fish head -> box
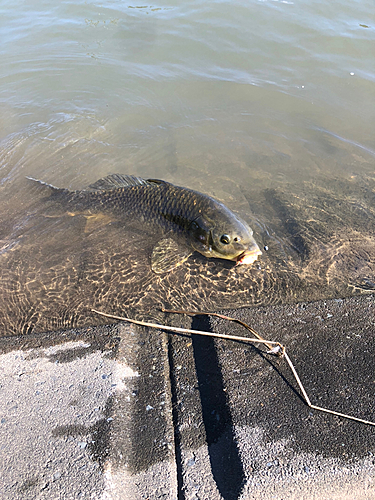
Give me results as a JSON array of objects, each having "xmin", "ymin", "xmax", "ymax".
[{"xmin": 188, "ymin": 213, "xmax": 262, "ymax": 265}]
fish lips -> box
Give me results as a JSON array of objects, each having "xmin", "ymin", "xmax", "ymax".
[{"xmin": 235, "ymin": 246, "xmax": 262, "ymax": 266}]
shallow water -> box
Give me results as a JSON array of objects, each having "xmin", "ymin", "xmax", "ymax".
[{"xmin": 0, "ymin": 0, "xmax": 374, "ymax": 335}]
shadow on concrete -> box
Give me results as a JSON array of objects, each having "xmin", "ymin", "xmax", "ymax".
[{"xmin": 192, "ymin": 315, "xmax": 245, "ymax": 500}]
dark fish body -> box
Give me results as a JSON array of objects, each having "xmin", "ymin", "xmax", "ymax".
[{"xmin": 28, "ymin": 174, "xmax": 261, "ymax": 273}]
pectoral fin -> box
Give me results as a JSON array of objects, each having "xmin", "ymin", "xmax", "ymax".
[{"xmin": 151, "ymin": 238, "xmax": 192, "ymax": 274}]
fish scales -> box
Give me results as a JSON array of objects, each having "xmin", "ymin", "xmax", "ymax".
[{"xmin": 70, "ymin": 183, "xmax": 219, "ymax": 235}]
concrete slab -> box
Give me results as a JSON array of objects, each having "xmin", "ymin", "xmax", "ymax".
[
  {"xmin": 0, "ymin": 324, "xmax": 177, "ymax": 500},
  {"xmin": 168, "ymin": 294, "xmax": 375, "ymax": 500},
  {"xmin": 1, "ymin": 294, "xmax": 374, "ymax": 499},
  {"xmin": 0, "ymin": 340, "xmax": 108, "ymax": 500}
]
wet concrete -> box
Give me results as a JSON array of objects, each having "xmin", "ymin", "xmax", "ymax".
[{"xmin": 1, "ymin": 294, "xmax": 375, "ymax": 499}]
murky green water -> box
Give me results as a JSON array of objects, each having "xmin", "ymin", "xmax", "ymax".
[{"xmin": 0, "ymin": 0, "xmax": 374, "ymax": 335}]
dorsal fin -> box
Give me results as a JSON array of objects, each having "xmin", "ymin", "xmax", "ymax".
[
  {"xmin": 86, "ymin": 174, "xmax": 169, "ymax": 191},
  {"xmin": 145, "ymin": 178, "xmax": 169, "ymax": 185}
]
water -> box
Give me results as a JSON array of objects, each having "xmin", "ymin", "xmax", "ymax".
[{"xmin": 0, "ymin": 0, "xmax": 374, "ymax": 335}]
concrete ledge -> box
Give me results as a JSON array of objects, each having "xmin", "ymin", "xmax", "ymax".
[
  {"xmin": 0, "ymin": 324, "xmax": 177, "ymax": 500},
  {"xmin": 1, "ymin": 295, "xmax": 374, "ymax": 499}
]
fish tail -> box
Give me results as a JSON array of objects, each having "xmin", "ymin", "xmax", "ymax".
[
  {"xmin": 26, "ymin": 176, "xmax": 70, "ymax": 199},
  {"xmin": 26, "ymin": 177, "xmax": 92, "ymax": 214}
]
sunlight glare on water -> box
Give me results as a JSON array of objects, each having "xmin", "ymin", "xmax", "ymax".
[{"xmin": 1, "ymin": 0, "xmax": 374, "ymax": 187}]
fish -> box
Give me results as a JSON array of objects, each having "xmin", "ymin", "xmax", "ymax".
[{"xmin": 27, "ymin": 174, "xmax": 262, "ymax": 273}]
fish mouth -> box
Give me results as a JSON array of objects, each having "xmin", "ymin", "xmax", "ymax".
[{"xmin": 235, "ymin": 247, "xmax": 262, "ymax": 266}]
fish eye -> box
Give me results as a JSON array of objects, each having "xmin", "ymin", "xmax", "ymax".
[{"xmin": 220, "ymin": 234, "xmax": 230, "ymax": 245}]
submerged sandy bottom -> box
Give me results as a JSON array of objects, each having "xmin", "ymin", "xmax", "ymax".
[{"xmin": 0, "ymin": 172, "xmax": 374, "ymax": 337}]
